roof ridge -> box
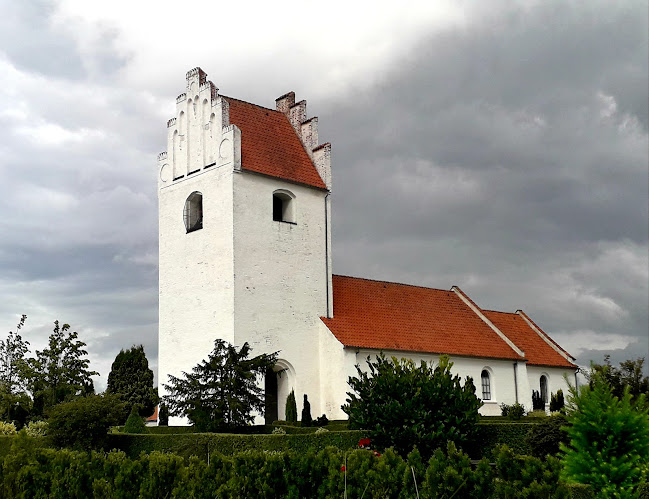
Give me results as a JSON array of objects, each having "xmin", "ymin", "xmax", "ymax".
[
  {"xmin": 333, "ymin": 274, "xmax": 453, "ymax": 293},
  {"xmin": 221, "ymin": 95, "xmax": 279, "ymax": 113}
]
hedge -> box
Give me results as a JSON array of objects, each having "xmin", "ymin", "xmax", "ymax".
[
  {"xmin": 469, "ymin": 422, "xmax": 536, "ymax": 457},
  {"xmin": 107, "ymin": 431, "xmax": 366, "ymax": 460},
  {"xmin": 0, "ymin": 437, "xmax": 599, "ymax": 498}
]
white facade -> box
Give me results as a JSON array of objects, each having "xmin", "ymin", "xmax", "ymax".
[{"xmin": 157, "ymin": 68, "xmax": 576, "ymax": 425}]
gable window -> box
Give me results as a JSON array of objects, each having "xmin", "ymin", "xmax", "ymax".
[
  {"xmin": 481, "ymin": 370, "xmax": 491, "ymax": 400},
  {"xmin": 183, "ymin": 191, "xmax": 203, "ymax": 233},
  {"xmin": 272, "ymin": 190, "xmax": 296, "ymax": 223},
  {"xmin": 540, "ymin": 375, "xmax": 548, "ymax": 404}
]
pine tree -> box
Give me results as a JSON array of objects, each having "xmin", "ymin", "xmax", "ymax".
[
  {"xmin": 285, "ymin": 389, "xmax": 297, "ymax": 423},
  {"xmin": 561, "ymin": 375, "xmax": 649, "ymax": 496}
]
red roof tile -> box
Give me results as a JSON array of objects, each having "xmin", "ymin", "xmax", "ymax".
[
  {"xmin": 321, "ymin": 275, "xmax": 523, "ymax": 360},
  {"xmin": 224, "ymin": 97, "xmax": 327, "ymax": 189},
  {"xmin": 483, "ymin": 310, "xmax": 576, "ymax": 368}
]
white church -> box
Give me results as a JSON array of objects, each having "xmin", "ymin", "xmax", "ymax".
[{"xmin": 157, "ymin": 68, "xmax": 577, "ymax": 424}]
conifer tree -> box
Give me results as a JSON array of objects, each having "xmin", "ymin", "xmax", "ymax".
[
  {"xmin": 163, "ymin": 340, "xmax": 277, "ymax": 431},
  {"xmin": 285, "ymin": 389, "xmax": 297, "ymax": 423},
  {"xmin": 107, "ymin": 345, "xmax": 158, "ymax": 418},
  {"xmin": 561, "ymin": 374, "xmax": 649, "ymax": 496}
]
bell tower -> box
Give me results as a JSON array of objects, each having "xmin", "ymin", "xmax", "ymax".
[{"xmin": 158, "ymin": 68, "xmax": 332, "ymax": 424}]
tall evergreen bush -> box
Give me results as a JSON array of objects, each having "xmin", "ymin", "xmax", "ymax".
[
  {"xmin": 285, "ymin": 390, "xmax": 297, "ymax": 423},
  {"xmin": 561, "ymin": 375, "xmax": 649, "ymax": 496}
]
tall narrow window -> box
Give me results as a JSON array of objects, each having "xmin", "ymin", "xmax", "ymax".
[
  {"xmin": 481, "ymin": 370, "xmax": 491, "ymax": 400},
  {"xmin": 272, "ymin": 190, "xmax": 296, "ymax": 223},
  {"xmin": 183, "ymin": 191, "xmax": 203, "ymax": 233},
  {"xmin": 540, "ymin": 375, "xmax": 548, "ymax": 404}
]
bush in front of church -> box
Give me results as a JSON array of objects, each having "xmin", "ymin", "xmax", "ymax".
[
  {"xmin": 342, "ymin": 354, "xmax": 482, "ymax": 459},
  {"xmin": 285, "ymin": 390, "xmax": 297, "ymax": 423}
]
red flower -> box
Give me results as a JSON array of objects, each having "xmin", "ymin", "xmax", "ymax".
[
  {"xmin": 373, "ymin": 451, "xmax": 381, "ymax": 457},
  {"xmin": 358, "ymin": 438, "xmax": 371, "ymax": 448},
  {"xmin": 341, "ymin": 465, "xmax": 346, "ymax": 472}
]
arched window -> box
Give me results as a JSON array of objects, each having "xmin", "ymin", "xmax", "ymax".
[
  {"xmin": 272, "ymin": 190, "xmax": 296, "ymax": 223},
  {"xmin": 540, "ymin": 375, "xmax": 548, "ymax": 404},
  {"xmin": 183, "ymin": 191, "xmax": 203, "ymax": 233},
  {"xmin": 481, "ymin": 370, "xmax": 491, "ymax": 400}
]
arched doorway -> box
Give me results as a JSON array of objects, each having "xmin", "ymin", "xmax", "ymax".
[{"xmin": 265, "ymin": 360, "xmax": 295, "ymax": 424}]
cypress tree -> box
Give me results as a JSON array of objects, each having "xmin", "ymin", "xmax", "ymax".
[{"xmin": 285, "ymin": 389, "xmax": 297, "ymax": 422}]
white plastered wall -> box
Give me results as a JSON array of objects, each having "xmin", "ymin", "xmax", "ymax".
[
  {"xmin": 232, "ymin": 172, "xmax": 330, "ymax": 420},
  {"xmin": 341, "ymin": 348, "xmax": 533, "ymax": 416},
  {"xmin": 158, "ymin": 69, "xmax": 241, "ymax": 426},
  {"xmin": 526, "ymin": 365, "xmax": 577, "ymax": 412}
]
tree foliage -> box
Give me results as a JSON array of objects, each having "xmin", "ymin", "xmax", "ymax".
[
  {"xmin": 589, "ymin": 355, "xmax": 649, "ymax": 406},
  {"xmin": 301, "ymin": 394, "xmax": 312, "ymax": 427},
  {"xmin": 561, "ymin": 373, "xmax": 649, "ymax": 496},
  {"xmin": 342, "ymin": 354, "xmax": 483, "ymax": 459},
  {"xmin": 285, "ymin": 389, "xmax": 297, "ymax": 422},
  {"xmin": 106, "ymin": 344, "xmax": 158, "ymax": 418},
  {"xmin": 47, "ymin": 393, "xmax": 125, "ymax": 450},
  {"xmin": 0, "ymin": 315, "xmax": 32, "ymax": 426},
  {"xmin": 163, "ymin": 340, "xmax": 278, "ymax": 431},
  {"xmin": 0, "ymin": 314, "xmax": 29, "ymax": 394},
  {"xmin": 124, "ymin": 406, "xmax": 148, "ymax": 434},
  {"xmin": 23, "ymin": 321, "xmax": 97, "ymax": 417}
]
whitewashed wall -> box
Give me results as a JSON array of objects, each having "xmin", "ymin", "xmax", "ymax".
[
  {"xmin": 232, "ymin": 172, "xmax": 330, "ymax": 419},
  {"xmin": 339, "ymin": 348, "xmax": 536, "ymax": 416}
]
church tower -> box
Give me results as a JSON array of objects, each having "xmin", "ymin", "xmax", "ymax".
[{"xmin": 158, "ymin": 68, "xmax": 332, "ymax": 424}]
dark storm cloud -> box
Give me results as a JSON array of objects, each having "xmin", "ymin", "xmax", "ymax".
[{"xmin": 319, "ymin": 1, "xmax": 648, "ymax": 371}]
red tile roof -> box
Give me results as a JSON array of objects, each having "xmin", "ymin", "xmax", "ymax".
[
  {"xmin": 146, "ymin": 405, "xmax": 158, "ymax": 422},
  {"xmin": 482, "ymin": 310, "xmax": 576, "ymax": 368},
  {"xmin": 224, "ymin": 97, "xmax": 327, "ymax": 189},
  {"xmin": 321, "ymin": 275, "xmax": 523, "ymax": 360}
]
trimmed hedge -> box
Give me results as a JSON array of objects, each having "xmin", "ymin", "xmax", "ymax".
[
  {"xmin": 107, "ymin": 431, "xmax": 366, "ymax": 460},
  {"xmin": 469, "ymin": 422, "xmax": 536, "ymax": 457},
  {"xmin": 1, "ymin": 421, "xmax": 535, "ymax": 461},
  {"xmin": 0, "ymin": 438, "xmax": 594, "ymax": 498}
]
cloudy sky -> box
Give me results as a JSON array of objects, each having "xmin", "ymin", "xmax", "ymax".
[{"xmin": 1, "ymin": 0, "xmax": 647, "ymax": 390}]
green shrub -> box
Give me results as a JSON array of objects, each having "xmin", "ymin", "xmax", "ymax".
[
  {"xmin": 0, "ymin": 438, "xmax": 589, "ymax": 497},
  {"xmin": 24, "ymin": 420, "xmax": 48, "ymax": 437},
  {"xmin": 0, "ymin": 421, "xmax": 16, "ymax": 435},
  {"xmin": 492, "ymin": 445, "xmax": 572, "ymax": 497},
  {"xmin": 343, "ymin": 354, "xmax": 482, "ymax": 459},
  {"xmin": 285, "ymin": 389, "xmax": 297, "ymax": 423},
  {"xmin": 500, "ymin": 402, "xmax": 526, "ymax": 420},
  {"xmin": 301, "ymin": 394, "xmax": 312, "ymax": 427},
  {"xmin": 158, "ymin": 402, "xmax": 169, "ymax": 426},
  {"xmin": 526, "ymin": 413, "xmax": 568, "ymax": 458},
  {"xmin": 107, "ymin": 430, "xmax": 365, "ymax": 460},
  {"xmin": 532, "ymin": 389, "xmax": 544, "ymax": 410},
  {"xmin": 124, "ymin": 408, "xmax": 148, "ymax": 434},
  {"xmin": 468, "ymin": 422, "xmax": 535, "ymax": 457},
  {"xmin": 561, "ymin": 376, "xmax": 649, "ymax": 496},
  {"xmin": 550, "ymin": 389, "xmax": 565, "ymax": 412},
  {"xmin": 272, "ymin": 426, "xmax": 286, "ymax": 435},
  {"xmin": 314, "ymin": 414, "xmax": 329, "ymax": 426},
  {"xmin": 47, "ymin": 393, "xmax": 125, "ymax": 450}
]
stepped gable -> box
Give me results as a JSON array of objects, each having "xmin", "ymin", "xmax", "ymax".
[
  {"xmin": 483, "ymin": 310, "xmax": 577, "ymax": 368},
  {"xmin": 321, "ymin": 275, "xmax": 524, "ymax": 360},
  {"xmin": 223, "ymin": 96, "xmax": 327, "ymax": 189}
]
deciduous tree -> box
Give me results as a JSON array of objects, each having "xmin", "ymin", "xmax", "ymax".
[
  {"xmin": 163, "ymin": 340, "xmax": 277, "ymax": 431},
  {"xmin": 343, "ymin": 354, "xmax": 483, "ymax": 458},
  {"xmin": 24, "ymin": 321, "xmax": 97, "ymax": 416},
  {"xmin": 0, "ymin": 315, "xmax": 31, "ymax": 425}
]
